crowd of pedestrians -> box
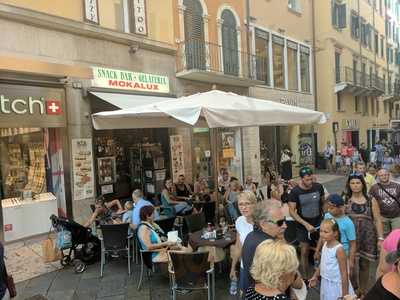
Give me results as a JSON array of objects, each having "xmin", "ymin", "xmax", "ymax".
[{"xmin": 222, "ymin": 154, "xmax": 400, "ymax": 300}]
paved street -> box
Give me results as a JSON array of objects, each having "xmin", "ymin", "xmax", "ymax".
[{"xmin": 13, "ymin": 173, "xmax": 346, "ymax": 300}]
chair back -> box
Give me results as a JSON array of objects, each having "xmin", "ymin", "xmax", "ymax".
[
  {"xmin": 155, "ymin": 216, "xmax": 176, "ymax": 233},
  {"xmin": 135, "ymin": 229, "xmax": 154, "ymax": 269},
  {"xmin": 169, "ymin": 251, "xmax": 210, "ymax": 288},
  {"xmin": 184, "ymin": 213, "xmax": 206, "ymax": 233},
  {"xmin": 100, "ymin": 223, "xmax": 129, "ymax": 251},
  {"xmin": 202, "ymin": 201, "xmax": 216, "ymax": 224}
]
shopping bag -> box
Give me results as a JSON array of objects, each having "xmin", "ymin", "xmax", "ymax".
[
  {"xmin": 56, "ymin": 230, "xmax": 72, "ymax": 250},
  {"xmin": 41, "ymin": 238, "xmax": 61, "ymax": 263}
]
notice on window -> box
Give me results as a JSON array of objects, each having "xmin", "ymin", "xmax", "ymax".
[
  {"xmin": 133, "ymin": 0, "xmax": 147, "ymax": 35},
  {"xmin": 170, "ymin": 135, "xmax": 185, "ymax": 183},
  {"xmin": 72, "ymin": 139, "xmax": 95, "ymax": 201}
]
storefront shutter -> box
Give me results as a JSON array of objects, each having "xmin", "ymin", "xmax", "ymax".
[
  {"xmin": 183, "ymin": 0, "xmax": 205, "ymax": 70},
  {"xmin": 221, "ymin": 10, "xmax": 239, "ymax": 76}
]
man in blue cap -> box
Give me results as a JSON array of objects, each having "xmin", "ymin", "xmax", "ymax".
[{"xmin": 316, "ymin": 193, "xmax": 356, "ymax": 274}]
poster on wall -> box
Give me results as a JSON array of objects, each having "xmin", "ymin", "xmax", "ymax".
[
  {"xmin": 222, "ymin": 132, "xmax": 235, "ymax": 158},
  {"xmin": 97, "ymin": 157, "xmax": 116, "ymax": 184},
  {"xmin": 72, "ymin": 139, "xmax": 95, "ymax": 201},
  {"xmin": 298, "ymin": 135, "xmax": 314, "ymax": 166},
  {"xmin": 170, "ymin": 135, "xmax": 185, "ymax": 183}
]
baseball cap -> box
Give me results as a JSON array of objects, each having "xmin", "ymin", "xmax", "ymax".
[
  {"xmin": 299, "ymin": 166, "xmax": 313, "ymax": 178},
  {"xmin": 327, "ymin": 193, "xmax": 344, "ymax": 207},
  {"xmin": 386, "ymin": 241, "xmax": 400, "ymax": 264}
]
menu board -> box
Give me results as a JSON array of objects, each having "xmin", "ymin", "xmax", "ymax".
[
  {"xmin": 72, "ymin": 139, "xmax": 95, "ymax": 201},
  {"xmin": 170, "ymin": 135, "xmax": 185, "ymax": 183}
]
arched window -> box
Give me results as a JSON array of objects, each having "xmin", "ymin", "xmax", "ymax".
[
  {"xmin": 221, "ymin": 10, "xmax": 239, "ymax": 75},
  {"xmin": 184, "ymin": 0, "xmax": 206, "ymax": 70}
]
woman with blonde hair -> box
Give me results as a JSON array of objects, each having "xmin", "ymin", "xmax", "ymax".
[
  {"xmin": 229, "ymin": 191, "xmax": 257, "ymax": 295},
  {"xmin": 246, "ymin": 240, "xmax": 299, "ymax": 299}
]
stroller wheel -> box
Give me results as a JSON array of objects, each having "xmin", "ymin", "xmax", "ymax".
[
  {"xmin": 61, "ymin": 255, "xmax": 71, "ymax": 266},
  {"xmin": 74, "ymin": 261, "xmax": 87, "ymax": 273}
]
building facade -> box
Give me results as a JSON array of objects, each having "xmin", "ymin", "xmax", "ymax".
[
  {"xmin": 248, "ymin": 0, "xmax": 315, "ymax": 176},
  {"xmin": 0, "ymin": 0, "xmax": 177, "ymax": 241},
  {"xmin": 314, "ymin": 0, "xmax": 400, "ymax": 153}
]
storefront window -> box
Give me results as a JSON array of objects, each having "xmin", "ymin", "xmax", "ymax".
[
  {"xmin": 218, "ymin": 128, "xmax": 242, "ymax": 182},
  {"xmin": 287, "ymin": 41, "xmax": 298, "ymax": 91},
  {"xmin": 272, "ymin": 35, "xmax": 285, "ymax": 89},
  {"xmin": 0, "ymin": 128, "xmax": 66, "ymax": 241}
]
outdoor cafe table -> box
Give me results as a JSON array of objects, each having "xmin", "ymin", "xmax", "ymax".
[{"xmin": 188, "ymin": 229, "xmax": 236, "ymax": 250}]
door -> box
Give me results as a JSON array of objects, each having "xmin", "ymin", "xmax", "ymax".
[
  {"xmin": 221, "ymin": 10, "xmax": 239, "ymax": 76},
  {"xmin": 351, "ymin": 131, "xmax": 360, "ymax": 148}
]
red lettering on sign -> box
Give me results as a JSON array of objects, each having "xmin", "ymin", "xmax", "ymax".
[
  {"xmin": 46, "ymin": 100, "xmax": 62, "ymax": 115},
  {"xmin": 153, "ymin": 84, "xmax": 159, "ymax": 90},
  {"xmin": 108, "ymin": 80, "xmax": 118, "ymax": 86},
  {"xmin": 4, "ymin": 224, "xmax": 12, "ymax": 231},
  {"xmin": 107, "ymin": 80, "xmax": 162, "ymax": 91}
]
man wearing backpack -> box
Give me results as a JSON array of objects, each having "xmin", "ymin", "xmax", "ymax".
[{"xmin": 369, "ymin": 168, "xmax": 400, "ymax": 237}]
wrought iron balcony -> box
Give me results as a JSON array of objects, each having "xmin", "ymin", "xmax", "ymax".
[
  {"xmin": 176, "ymin": 40, "xmax": 264, "ymax": 87},
  {"xmin": 334, "ymin": 67, "xmax": 385, "ymax": 96},
  {"xmin": 382, "ymin": 82, "xmax": 400, "ymax": 102}
]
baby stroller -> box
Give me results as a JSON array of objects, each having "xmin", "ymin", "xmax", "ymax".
[{"xmin": 50, "ymin": 214, "xmax": 101, "ymax": 273}]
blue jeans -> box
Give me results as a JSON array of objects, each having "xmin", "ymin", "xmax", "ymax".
[{"xmin": 175, "ymin": 202, "xmax": 191, "ymax": 215}]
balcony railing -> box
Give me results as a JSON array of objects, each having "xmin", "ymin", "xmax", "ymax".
[
  {"xmin": 335, "ymin": 67, "xmax": 385, "ymax": 92},
  {"xmin": 176, "ymin": 40, "xmax": 267, "ymax": 83}
]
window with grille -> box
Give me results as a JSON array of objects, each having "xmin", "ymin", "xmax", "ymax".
[{"xmin": 221, "ymin": 9, "xmax": 239, "ymax": 76}]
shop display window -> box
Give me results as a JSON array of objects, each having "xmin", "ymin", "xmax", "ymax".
[
  {"xmin": 192, "ymin": 128, "xmax": 213, "ymax": 185},
  {"xmin": 0, "ymin": 128, "xmax": 65, "ymax": 241},
  {"xmin": 218, "ymin": 128, "xmax": 242, "ymax": 182}
]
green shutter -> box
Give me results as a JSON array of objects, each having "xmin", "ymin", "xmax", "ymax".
[
  {"xmin": 339, "ymin": 4, "xmax": 347, "ymax": 28},
  {"xmin": 221, "ymin": 10, "xmax": 239, "ymax": 76}
]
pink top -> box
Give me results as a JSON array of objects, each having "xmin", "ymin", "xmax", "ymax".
[
  {"xmin": 383, "ymin": 229, "xmax": 400, "ymax": 253},
  {"xmin": 383, "ymin": 229, "xmax": 400, "ymax": 271}
]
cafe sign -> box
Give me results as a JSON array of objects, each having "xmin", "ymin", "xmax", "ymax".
[{"xmin": 92, "ymin": 67, "xmax": 170, "ymax": 93}]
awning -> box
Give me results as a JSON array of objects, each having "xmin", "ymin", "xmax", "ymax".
[{"xmin": 90, "ymin": 91, "xmax": 175, "ymax": 109}]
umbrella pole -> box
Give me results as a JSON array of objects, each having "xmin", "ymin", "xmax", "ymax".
[{"xmin": 210, "ymin": 128, "xmax": 220, "ymax": 223}]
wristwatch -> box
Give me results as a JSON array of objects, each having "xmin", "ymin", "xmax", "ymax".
[{"xmin": 378, "ymin": 237, "xmax": 385, "ymax": 241}]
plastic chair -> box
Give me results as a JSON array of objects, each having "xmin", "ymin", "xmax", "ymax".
[
  {"xmin": 155, "ymin": 216, "xmax": 176, "ymax": 234},
  {"xmin": 100, "ymin": 223, "xmax": 131, "ymax": 277},
  {"xmin": 184, "ymin": 212, "xmax": 206, "ymax": 233},
  {"xmin": 169, "ymin": 251, "xmax": 215, "ymax": 300}
]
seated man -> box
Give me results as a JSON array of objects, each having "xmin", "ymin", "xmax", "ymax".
[
  {"xmin": 84, "ymin": 196, "xmax": 125, "ymax": 228},
  {"xmin": 131, "ymin": 189, "xmax": 159, "ymax": 230},
  {"xmin": 174, "ymin": 174, "xmax": 193, "ymax": 200}
]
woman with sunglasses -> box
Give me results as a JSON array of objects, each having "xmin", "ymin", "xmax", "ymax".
[
  {"xmin": 364, "ymin": 239, "xmax": 400, "ymax": 299},
  {"xmin": 344, "ymin": 173, "xmax": 384, "ymax": 297}
]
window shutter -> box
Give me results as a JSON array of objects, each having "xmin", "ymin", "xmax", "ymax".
[
  {"xmin": 338, "ymin": 4, "xmax": 347, "ymax": 28},
  {"xmin": 221, "ymin": 10, "xmax": 239, "ymax": 75},
  {"xmin": 332, "ymin": 0, "xmax": 337, "ymax": 26}
]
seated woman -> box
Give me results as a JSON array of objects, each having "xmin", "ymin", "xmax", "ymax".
[
  {"xmin": 137, "ymin": 205, "xmax": 190, "ymax": 263},
  {"xmin": 161, "ymin": 178, "xmax": 192, "ymax": 216},
  {"xmin": 84, "ymin": 196, "xmax": 125, "ymax": 228}
]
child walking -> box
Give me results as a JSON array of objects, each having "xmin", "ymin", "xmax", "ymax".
[{"xmin": 309, "ymin": 219, "xmax": 355, "ymax": 300}]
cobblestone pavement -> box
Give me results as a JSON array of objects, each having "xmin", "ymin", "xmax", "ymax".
[{"xmin": 13, "ymin": 173, "xmax": 347, "ymax": 300}]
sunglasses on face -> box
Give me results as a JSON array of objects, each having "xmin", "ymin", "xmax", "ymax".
[{"xmin": 268, "ymin": 218, "xmax": 286, "ymax": 227}]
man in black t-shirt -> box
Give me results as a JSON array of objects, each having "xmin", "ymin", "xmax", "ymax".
[{"xmin": 289, "ymin": 166, "xmax": 325, "ymax": 278}]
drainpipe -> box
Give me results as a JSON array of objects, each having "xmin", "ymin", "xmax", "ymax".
[
  {"xmin": 311, "ymin": 0, "xmax": 319, "ymax": 163},
  {"xmin": 246, "ymin": 0, "xmax": 252, "ymax": 78}
]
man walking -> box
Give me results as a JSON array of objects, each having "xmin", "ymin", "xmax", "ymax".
[
  {"xmin": 369, "ymin": 168, "xmax": 400, "ymax": 237},
  {"xmin": 289, "ymin": 167, "xmax": 325, "ymax": 278},
  {"xmin": 324, "ymin": 141, "xmax": 335, "ymax": 173},
  {"xmin": 375, "ymin": 141, "xmax": 385, "ymax": 168}
]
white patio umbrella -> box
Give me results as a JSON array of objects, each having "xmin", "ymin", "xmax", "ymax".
[{"xmin": 92, "ymin": 90, "xmax": 327, "ymax": 130}]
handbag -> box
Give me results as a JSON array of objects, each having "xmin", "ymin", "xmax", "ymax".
[{"xmin": 5, "ymin": 267, "xmax": 16, "ymax": 298}]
